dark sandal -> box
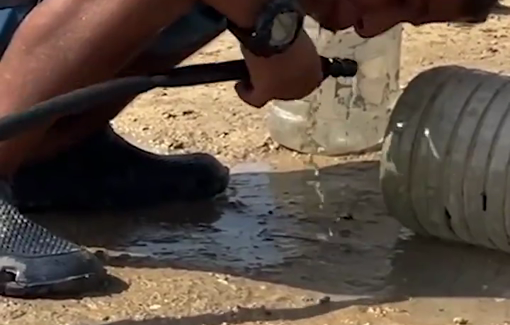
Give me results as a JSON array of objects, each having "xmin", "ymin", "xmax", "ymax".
[{"xmin": 12, "ymin": 127, "xmax": 230, "ymax": 212}]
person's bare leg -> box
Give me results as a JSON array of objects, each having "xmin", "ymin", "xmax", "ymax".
[
  {"xmin": 25, "ymin": 6, "xmax": 227, "ymax": 162},
  {"xmin": 0, "ymin": 0, "xmax": 197, "ymax": 298},
  {"xmin": 12, "ymin": 7, "xmax": 229, "ymax": 212},
  {"xmin": 0, "ymin": 0, "xmax": 197, "ymax": 174}
]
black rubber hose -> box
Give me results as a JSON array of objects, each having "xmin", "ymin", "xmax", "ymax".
[{"xmin": 0, "ymin": 56, "xmax": 357, "ymax": 141}]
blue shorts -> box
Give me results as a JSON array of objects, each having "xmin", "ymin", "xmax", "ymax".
[{"xmin": 0, "ymin": 2, "xmax": 226, "ymax": 58}]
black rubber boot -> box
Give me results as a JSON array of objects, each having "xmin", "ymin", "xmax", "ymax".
[
  {"xmin": 12, "ymin": 126, "xmax": 230, "ymax": 212},
  {"xmin": 0, "ymin": 181, "xmax": 105, "ymax": 297}
]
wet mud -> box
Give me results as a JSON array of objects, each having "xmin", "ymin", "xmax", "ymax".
[{"xmin": 11, "ymin": 157, "xmax": 510, "ymax": 325}]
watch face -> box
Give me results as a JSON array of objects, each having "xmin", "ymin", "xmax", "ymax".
[{"xmin": 270, "ymin": 11, "xmax": 300, "ymax": 47}]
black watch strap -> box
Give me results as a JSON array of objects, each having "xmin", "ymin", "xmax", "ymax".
[{"xmin": 228, "ymin": 0, "xmax": 304, "ymax": 58}]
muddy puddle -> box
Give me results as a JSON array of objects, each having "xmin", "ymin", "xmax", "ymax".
[{"xmin": 24, "ymin": 159, "xmax": 510, "ymax": 324}]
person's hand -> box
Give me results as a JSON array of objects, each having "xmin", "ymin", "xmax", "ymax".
[{"xmin": 235, "ymin": 30, "xmax": 323, "ymax": 108}]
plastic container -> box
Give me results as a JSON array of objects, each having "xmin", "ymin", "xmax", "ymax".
[
  {"xmin": 380, "ymin": 65, "xmax": 510, "ymax": 253},
  {"xmin": 267, "ymin": 18, "xmax": 402, "ymax": 155}
]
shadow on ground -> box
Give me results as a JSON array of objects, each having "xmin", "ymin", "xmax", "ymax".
[
  {"xmin": 493, "ymin": 2, "xmax": 510, "ymax": 15},
  {"xmin": 449, "ymin": 2, "xmax": 510, "ymax": 26},
  {"xmin": 104, "ymin": 298, "xmax": 376, "ymax": 325},
  {"xmin": 29, "ymin": 159, "xmax": 510, "ymax": 323}
]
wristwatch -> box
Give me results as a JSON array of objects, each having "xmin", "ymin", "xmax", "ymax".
[{"xmin": 227, "ymin": 0, "xmax": 305, "ymax": 58}]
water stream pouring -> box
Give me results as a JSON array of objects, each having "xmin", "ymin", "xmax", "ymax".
[{"xmin": 0, "ymin": 57, "xmax": 357, "ymax": 141}]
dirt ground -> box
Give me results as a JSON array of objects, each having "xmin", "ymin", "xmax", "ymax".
[{"xmin": 5, "ymin": 5, "xmax": 510, "ymax": 325}]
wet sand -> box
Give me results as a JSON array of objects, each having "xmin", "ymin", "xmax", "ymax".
[
  {"xmin": 4, "ymin": 5, "xmax": 510, "ymax": 325},
  {"xmin": 4, "ymin": 155, "xmax": 510, "ymax": 325}
]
